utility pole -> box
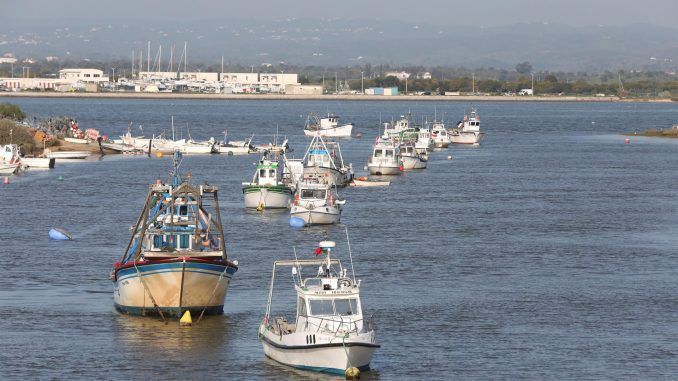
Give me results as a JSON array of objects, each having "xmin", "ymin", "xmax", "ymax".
[
  {"xmin": 472, "ymin": 72, "xmax": 475, "ymax": 94},
  {"xmin": 147, "ymin": 41, "xmax": 150, "ymax": 73},
  {"xmin": 531, "ymin": 72, "xmax": 534, "ymax": 96},
  {"xmin": 112, "ymin": 68, "xmax": 115, "ymax": 82},
  {"xmin": 335, "ymin": 71, "xmax": 338, "ymax": 94},
  {"xmin": 361, "ymin": 71, "xmax": 364, "ymax": 94},
  {"xmin": 405, "ymin": 76, "xmax": 408, "ymax": 94},
  {"xmin": 281, "ymin": 70, "xmax": 285, "ymax": 94},
  {"xmin": 221, "ymin": 55, "xmax": 224, "ymax": 75},
  {"xmin": 322, "ymin": 73, "xmax": 325, "ymax": 93}
]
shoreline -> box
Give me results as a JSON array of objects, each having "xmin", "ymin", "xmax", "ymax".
[{"xmin": 0, "ymin": 92, "xmax": 673, "ymax": 103}]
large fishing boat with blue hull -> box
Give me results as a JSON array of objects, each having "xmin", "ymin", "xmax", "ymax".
[{"xmin": 111, "ymin": 151, "xmax": 238, "ymax": 317}]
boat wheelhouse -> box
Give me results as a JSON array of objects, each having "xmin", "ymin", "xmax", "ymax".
[
  {"xmin": 367, "ymin": 138, "xmax": 402, "ymax": 176},
  {"xmin": 302, "ymin": 133, "xmax": 354, "ymax": 187},
  {"xmin": 259, "ymin": 239, "xmax": 378, "ymax": 374},
  {"xmin": 430, "ymin": 121, "xmax": 451, "ymax": 148},
  {"xmin": 111, "ymin": 151, "xmax": 238, "ymax": 317},
  {"xmin": 242, "ymin": 152, "xmax": 294, "ymax": 209}
]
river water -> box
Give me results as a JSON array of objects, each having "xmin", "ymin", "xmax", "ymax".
[{"xmin": 1, "ymin": 98, "xmax": 677, "ymax": 380}]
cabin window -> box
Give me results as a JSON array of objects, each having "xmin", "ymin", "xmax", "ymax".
[
  {"xmin": 385, "ymin": 150, "xmax": 394, "ymax": 157},
  {"xmin": 179, "ymin": 234, "xmax": 189, "ymax": 249},
  {"xmin": 334, "ymin": 299, "xmax": 360, "ymax": 316},
  {"xmin": 309, "ymin": 299, "xmax": 334, "ymax": 316},
  {"xmin": 268, "ymin": 169, "xmax": 276, "ymax": 177},
  {"xmin": 374, "ymin": 149, "xmax": 383, "ymax": 157},
  {"xmin": 301, "ymin": 189, "xmax": 326, "ymax": 199},
  {"xmin": 153, "ymin": 235, "xmax": 163, "ymax": 248},
  {"xmin": 259, "ymin": 169, "xmax": 266, "ymax": 178},
  {"xmin": 298, "ymin": 297, "xmax": 307, "ymax": 317},
  {"xmin": 178, "ymin": 205, "xmax": 188, "ymax": 216}
]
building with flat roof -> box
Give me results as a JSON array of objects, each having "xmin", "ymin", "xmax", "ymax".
[{"xmin": 59, "ymin": 68, "xmax": 109, "ymax": 83}]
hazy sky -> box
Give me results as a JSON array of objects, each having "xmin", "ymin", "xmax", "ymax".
[{"xmin": 2, "ymin": 0, "xmax": 677, "ymax": 27}]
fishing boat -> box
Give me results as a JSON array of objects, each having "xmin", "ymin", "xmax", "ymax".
[
  {"xmin": 214, "ymin": 131, "xmax": 253, "ymax": 155},
  {"xmin": 349, "ymin": 177, "xmax": 390, "ymax": 187},
  {"xmin": 430, "ymin": 121, "xmax": 451, "ymax": 148},
  {"xmin": 301, "ymin": 133, "xmax": 354, "ymax": 187},
  {"xmin": 111, "ymin": 151, "xmax": 238, "ymax": 317},
  {"xmin": 259, "ymin": 239, "xmax": 378, "ymax": 374},
  {"xmin": 242, "ymin": 152, "xmax": 294, "ymax": 209},
  {"xmin": 367, "ymin": 138, "xmax": 402, "ymax": 176},
  {"xmin": 21, "ymin": 156, "xmax": 55, "ymax": 169},
  {"xmin": 399, "ymin": 141, "xmax": 428, "ymax": 170},
  {"xmin": 177, "ymin": 137, "xmax": 215, "ymax": 155},
  {"xmin": 303, "ymin": 113, "xmax": 354, "ymax": 138},
  {"xmin": 290, "ymin": 179, "xmax": 344, "ymax": 225},
  {"xmin": 450, "ymin": 108, "xmax": 484, "ymax": 145}
]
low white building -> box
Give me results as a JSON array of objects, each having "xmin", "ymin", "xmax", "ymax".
[
  {"xmin": 0, "ymin": 77, "xmax": 71, "ymax": 91},
  {"xmin": 59, "ymin": 68, "xmax": 109, "ymax": 83},
  {"xmin": 285, "ymin": 84, "xmax": 322, "ymax": 95},
  {"xmin": 222, "ymin": 72, "xmax": 298, "ymax": 92}
]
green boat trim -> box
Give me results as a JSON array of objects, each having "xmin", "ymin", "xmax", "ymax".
[{"xmin": 242, "ymin": 184, "xmax": 293, "ymax": 195}]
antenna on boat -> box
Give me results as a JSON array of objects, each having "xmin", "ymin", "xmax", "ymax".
[
  {"xmin": 171, "ymin": 150, "xmax": 183, "ymax": 187},
  {"xmin": 344, "ymin": 227, "xmax": 356, "ymax": 284},
  {"xmin": 171, "ymin": 115, "xmax": 175, "ymax": 141}
]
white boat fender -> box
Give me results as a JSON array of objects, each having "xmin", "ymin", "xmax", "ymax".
[
  {"xmin": 49, "ymin": 227, "xmax": 73, "ymax": 241},
  {"xmin": 447, "ymin": 155, "xmax": 453, "ymax": 160}
]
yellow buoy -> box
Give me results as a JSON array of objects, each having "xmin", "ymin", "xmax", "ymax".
[
  {"xmin": 256, "ymin": 202, "xmax": 265, "ymax": 212},
  {"xmin": 156, "ymin": 152, "xmax": 164, "ymax": 158},
  {"xmin": 180, "ymin": 310, "xmax": 192, "ymax": 326},
  {"xmin": 345, "ymin": 367, "xmax": 360, "ymax": 380}
]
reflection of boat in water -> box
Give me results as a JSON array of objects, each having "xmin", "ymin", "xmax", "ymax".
[
  {"xmin": 259, "ymin": 239, "xmax": 379, "ymax": 375},
  {"xmin": 111, "ymin": 151, "xmax": 238, "ymax": 317}
]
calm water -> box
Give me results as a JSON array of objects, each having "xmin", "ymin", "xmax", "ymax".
[{"xmin": 1, "ymin": 98, "xmax": 677, "ymax": 380}]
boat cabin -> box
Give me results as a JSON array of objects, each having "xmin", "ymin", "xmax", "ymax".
[
  {"xmin": 319, "ymin": 115, "xmax": 340, "ymax": 129},
  {"xmin": 370, "ymin": 141, "xmax": 400, "ymax": 164},
  {"xmin": 255, "ymin": 160, "xmax": 279, "ymax": 186}
]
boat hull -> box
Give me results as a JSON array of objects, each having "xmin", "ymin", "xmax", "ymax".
[
  {"xmin": 21, "ymin": 157, "xmax": 55, "ymax": 169},
  {"xmin": 216, "ymin": 146, "xmax": 250, "ymax": 155},
  {"xmin": 401, "ymin": 155, "xmax": 427, "ymax": 170},
  {"xmin": 304, "ymin": 124, "xmax": 353, "ymax": 138},
  {"xmin": 243, "ymin": 185, "xmax": 293, "ymax": 209},
  {"xmin": 260, "ymin": 329, "xmax": 377, "ymax": 374},
  {"xmin": 113, "ymin": 259, "xmax": 237, "ymax": 317},
  {"xmin": 433, "ymin": 139, "xmax": 450, "ymax": 148},
  {"xmin": 290, "ymin": 205, "xmax": 341, "ymax": 225},
  {"xmin": 46, "ymin": 151, "xmax": 91, "ymax": 159},
  {"xmin": 450, "ymin": 131, "xmax": 484, "ymax": 145},
  {"xmin": 368, "ymin": 164, "xmax": 401, "ymax": 175},
  {"xmin": 0, "ymin": 163, "xmax": 19, "ymax": 175}
]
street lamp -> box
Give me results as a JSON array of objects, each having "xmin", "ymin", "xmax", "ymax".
[
  {"xmin": 531, "ymin": 72, "xmax": 534, "ymax": 96},
  {"xmin": 361, "ymin": 71, "xmax": 364, "ymax": 94},
  {"xmin": 281, "ymin": 70, "xmax": 285, "ymax": 94}
]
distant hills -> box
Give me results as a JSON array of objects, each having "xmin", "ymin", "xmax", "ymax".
[{"xmin": 1, "ymin": 18, "xmax": 676, "ymax": 71}]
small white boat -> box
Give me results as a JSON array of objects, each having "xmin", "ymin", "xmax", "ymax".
[
  {"xmin": 399, "ymin": 142, "xmax": 428, "ymax": 170},
  {"xmin": 430, "ymin": 121, "xmax": 451, "ymax": 148},
  {"xmin": 215, "ymin": 132, "xmax": 253, "ymax": 155},
  {"xmin": 43, "ymin": 149, "xmax": 91, "ymax": 160},
  {"xmin": 304, "ymin": 113, "xmax": 354, "ymax": 138},
  {"xmin": 254, "ymin": 138, "xmax": 290, "ymax": 155},
  {"xmin": 450, "ymin": 108, "xmax": 484, "ymax": 145},
  {"xmin": 178, "ymin": 138, "xmax": 215, "ymax": 155},
  {"xmin": 349, "ymin": 177, "xmax": 390, "ymax": 187},
  {"xmin": 64, "ymin": 137, "xmax": 90, "ymax": 144},
  {"xmin": 301, "ymin": 133, "xmax": 354, "ymax": 187},
  {"xmin": 290, "ymin": 180, "xmax": 344, "ymax": 225},
  {"xmin": 259, "ymin": 239, "xmax": 378, "ymax": 375},
  {"xmin": 367, "ymin": 138, "xmax": 402, "ymax": 176},
  {"xmin": 242, "ymin": 153, "xmax": 294, "ymax": 209},
  {"xmin": 20, "ymin": 156, "xmax": 55, "ymax": 169},
  {"xmin": 2, "ymin": 144, "xmax": 23, "ymax": 172}
]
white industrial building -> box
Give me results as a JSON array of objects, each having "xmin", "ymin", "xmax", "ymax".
[{"xmin": 59, "ymin": 68, "xmax": 109, "ymax": 83}]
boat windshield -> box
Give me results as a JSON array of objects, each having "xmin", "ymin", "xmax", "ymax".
[
  {"xmin": 385, "ymin": 149, "xmax": 394, "ymax": 157},
  {"xmin": 301, "ymin": 189, "xmax": 326, "ymax": 199},
  {"xmin": 309, "ymin": 298, "xmax": 360, "ymax": 316},
  {"xmin": 374, "ymin": 149, "xmax": 383, "ymax": 157}
]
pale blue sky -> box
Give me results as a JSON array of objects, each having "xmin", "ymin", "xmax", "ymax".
[{"xmin": 2, "ymin": 0, "xmax": 677, "ymax": 27}]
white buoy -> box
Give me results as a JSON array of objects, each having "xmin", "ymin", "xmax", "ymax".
[
  {"xmin": 363, "ymin": 166, "xmax": 368, "ymax": 171},
  {"xmin": 447, "ymin": 155, "xmax": 453, "ymax": 160}
]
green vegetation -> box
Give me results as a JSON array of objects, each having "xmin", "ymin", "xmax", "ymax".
[
  {"xmin": 0, "ymin": 119, "xmax": 36, "ymax": 153},
  {"xmin": 0, "ymin": 103, "xmax": 26, "ymax": 120}
]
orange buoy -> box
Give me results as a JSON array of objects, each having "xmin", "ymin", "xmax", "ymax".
[
  {"xmin": 625, "ymin": 138, "xmax": 630, "ymax": 144},
  {"xmin": 3, "ymin": 176, "xmax": 9, "ymax": 184}
]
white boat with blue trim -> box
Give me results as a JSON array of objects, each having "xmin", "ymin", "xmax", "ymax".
[
  {"xmin": 303, "ymin": 113, "xmax": 354, "ymax": 138},
  {"xmin": 258, "ymin": 239, "xmax": 378, "ymax": 375},
  {"xmin": 111, "ymin": 151, "xmax": 238, "ymax": 318},
  {"xmin": 450, "ymin": 108, "xmax": 484, "ymax": 145},
  {"xmin": 302, "ymin": 133, "xmax": 354, "ymax": 187},
  {"xmin": 290, "ymin": 179, "xmax": 344, "ymax": 225}
]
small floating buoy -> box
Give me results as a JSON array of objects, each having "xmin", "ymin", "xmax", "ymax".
[
  {"xmin": 363, "ymin": 166, "xmax": 368, "ymax": 171},
  {"xmin": 625, "ymin": 138, "xmax": 630, "ymax": 144},
  {"xmin": 155, "ymin": 152, "xmax": 163, "ymax": 158},
  {"xmin": 345, "ymin": 367, "xmax": 360, "ymax": 380},
  {"xmin": 49, "ymin": 227, "xmax": 73, "ymax": 241},
  {"xmin": 447, "ymin": 155, "xmax": 453, "ymax": 160},
  {"xmin": 355, "ymin": 132, "xmax": 363, "ymax": 138},
  {"xmin": 289, "ymin": 217, "xmax": 306, "ymax": 228},
  {"xmin": 256, "ymin": 202, "xmax": 265, "ymax": 212},
  {"xmin": 3, "ymin": 176, "xmax": 9, "ymax": 184},
  {"xmin": 180, "ymin": 310, "xmax": 192, "ymax": 326},
  {"xmin": 399, "ymin": 164, "xmax": 404, "ymax": 171},
  {"xmin": 57, "ymin": 175, "xmax": 64, "ymax": 181}
]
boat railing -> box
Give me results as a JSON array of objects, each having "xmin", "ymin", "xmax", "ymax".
[{"xmin": 302, "ymin": 313, "xmax": 376, "ymax": 335}]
